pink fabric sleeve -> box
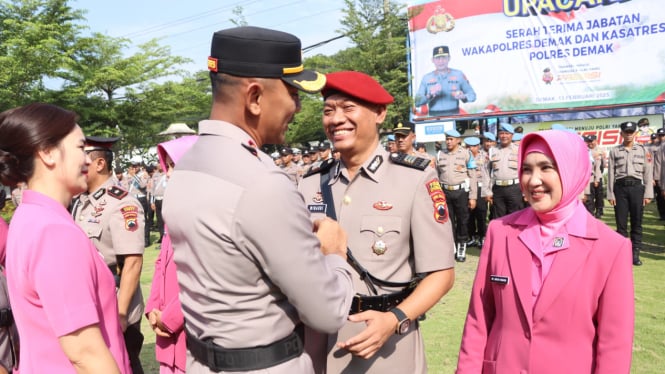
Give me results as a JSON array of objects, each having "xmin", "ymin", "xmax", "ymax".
[
  {"xmin": 157, "ymin": 235, "xmax": 184, "ymax": 334},
  {"xmin": 32, "ymin": 224, "xmax": 102, "ymax": 337}
]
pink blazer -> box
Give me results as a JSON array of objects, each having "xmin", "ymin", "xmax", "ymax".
[
  {"xmin": 457, "ymin": 208, "xmax": 634, "ymax": 374},
  {"xmin": 145, "ymin": 233, "xmax": 186, "ymax": 370}
]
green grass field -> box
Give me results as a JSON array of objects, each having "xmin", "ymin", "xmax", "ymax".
[{"xmin": 4, "ymin": 199, "xmax": 661, "ymax": 373}]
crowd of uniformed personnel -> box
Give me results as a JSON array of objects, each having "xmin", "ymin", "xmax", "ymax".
[{"xmin": 0, "ymin": 24, "xmax": 659, "ymax": 373}]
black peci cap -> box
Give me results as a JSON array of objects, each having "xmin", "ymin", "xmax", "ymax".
[
  {"xmin": 208, "ymin": 26, "xmax": 325, "ymax": 94},
  {"xmin": 583, "ymin": 134, "xmax": 597, "ymax": 142}
]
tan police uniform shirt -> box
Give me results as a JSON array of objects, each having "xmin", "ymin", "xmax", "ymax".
[
  {"xmin": 281, "ymin": 162, "xmax": 299, "ymax": 186},
  {"xmin": 298, "ymin": 145, "xmax": 455, "ymax": 374},
  {"xmin": 487, "ymin": 143, "xmax": 520, "ymax": 195},
  {"xmin": 436, "ymin": 146, "xmax": 478, "ymax": 198},
  {"xmin": 162, "ymin": 120, "xmax": 353, "ymax": 374},
  {"xmin": 590, "ymin": 148, "xmax": 603, "ymax": 184},
  {"xmin": 607, "ymin": 143, "xmax": 654, "ymax": 200},
  {"xmin": 72, "ymin": 177, "xmax": 145, "ymax": 325},
  {"xmin": 472, "ymin": 149, "xmax": 491, "ymax": 197}
]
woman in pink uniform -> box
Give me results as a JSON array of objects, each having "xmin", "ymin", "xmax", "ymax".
[
  {"xmin": 457, "ymin": 130, "xmax": 634, "ymax": 374},
  {"xmin": 145, "ymin": 135, "xmax": 197, "ymax": 374},
  {"xmin": 0, "ymin": 103, "xmax": 130, "ymax": 373}
]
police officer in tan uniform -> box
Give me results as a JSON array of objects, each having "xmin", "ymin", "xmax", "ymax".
[
  {"xmin": 279, "ymin": 147, "xmax": 299, "ymax": 186},
  {"xmin": 393, "ymin": 121, "xmax": 435, "ymax": 167},
  {"xmin": 299, "ymin": 71, "xmax": 455, "ymax": 374},
  {"xmin": 608, "ymin": 121, "xmax": 653, "ymax": 266},
  {"xmin": 71, "ymin": 136, "xmax": 146, "ymax": 373},
  {"xmin": 464, "ymin": 136, "xmax": 489, "ymax": 249},
  {"xmin": 162, "ymin": 26, "xmax": 354, "ymax": 373},
  {"xmin": 436, "ymin": 129, "xmax": 477, "ymax": 261},
  {"xmin": 583, "ymin": 135, "xmax": 605, "ymax": 218},
  {"xmin": 486, "ymin": 123, "xmax": 523, "ymax": 218}
]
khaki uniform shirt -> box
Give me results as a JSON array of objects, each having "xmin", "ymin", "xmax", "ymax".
[
  {"xmin": 162, "ymin": 120, "xmax": 353, "ymax": 374},
  {"xmin": 590, "ymin": 148, "xmax": 603, "ymax": 184},
  {"xmin": 653, "ymin": 143, "xmax": 665, "ymax": 183},
  {"xmin": 72, "ymin": 177, "xmax": 145, "ymax": 325},
  {"xmin": 298, "ymin": 145, "xmax": 455, "ymax": 374},
  {"xmin": 436, "ymin": 147, "xmax": 478, "ymax": 199},
  {"xmin": 487, "ymin": 143, "xmax": 520, "ymax": 195},
  {"xmin": 281, "ymin": 162, "xmax": 299, "ymax": 186},
  {"xmin": 471, "ymin": 150, "xmax": 491, "ymax": 197},
  {"xmin": 607, "ymin": 143, "xmax": 654, "ymax": 200}
]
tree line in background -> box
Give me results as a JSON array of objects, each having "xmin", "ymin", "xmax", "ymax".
[{"xmin": 0, "ymin": 0, "xmax": 410, "ymax": 159}]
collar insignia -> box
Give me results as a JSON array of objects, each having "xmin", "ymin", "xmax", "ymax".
[{"xmin": 368, "ymin": 155, "xmax": 383, "ymax": 173}]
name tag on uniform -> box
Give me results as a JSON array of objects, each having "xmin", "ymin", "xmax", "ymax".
[
  {"xmin": 490, "ymin": 275, "xmax": 509, "ymax": 285},
  {"xmin": 307, "ymin": 204, "xmax": 327, "ymax": 214}
]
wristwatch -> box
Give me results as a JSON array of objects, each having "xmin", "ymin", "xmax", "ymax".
[{"xmin": 389, "ymin": 308, "xmax": 411, "ymax": 335}]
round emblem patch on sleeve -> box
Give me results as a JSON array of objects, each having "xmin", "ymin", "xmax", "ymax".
[
  {"xmin": 426, "ymin": 178, "xmax": 449, "ymax": 224},
  {"xmin": 120, "ymin": 205, "xmax": 139, "ymax": 232}
]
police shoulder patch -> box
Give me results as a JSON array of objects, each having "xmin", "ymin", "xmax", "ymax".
[
  {"xmin": 303, "ymin": 158, "xmax": 336, "ymax": 178},
  {"xmin": 389, "ymin": 152, "xmax": 429, "ymax": 171},
  {"xmin": 107, "ymin": 186, "xmax": 128, "ymax": 200}
]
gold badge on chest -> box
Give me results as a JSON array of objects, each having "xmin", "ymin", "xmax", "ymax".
[{"xmin": 372, "ymin": 240, "xmax": 387, "ymax": 255}]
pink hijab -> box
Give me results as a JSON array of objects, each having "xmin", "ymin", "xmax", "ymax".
[
  {"xmin": 518, "ymin": 130, "xmax": 590, "ymax": 240},
  {"xmin": 157, "ymin": 136, "xmax": 198, "ymax": 172}
]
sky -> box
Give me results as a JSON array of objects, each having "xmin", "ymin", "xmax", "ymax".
[{"xmin": 73, "ymin": 0, "xmax": 410, "ymax": 74}]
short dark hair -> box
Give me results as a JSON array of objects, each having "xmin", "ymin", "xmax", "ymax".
[
  {"xmin": 0, "ymin": 103, "xmax": 77, "ymax": 186},
  {"xmin": 88, "ymin": 149, "xmax": 114, "ymax": 173}
]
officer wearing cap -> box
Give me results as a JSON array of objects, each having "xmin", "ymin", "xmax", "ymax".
[
  {"xmin": 464, "ymin": 136, "xmax": 489, "ymax": 249},
  {"xmin": 583, "ymin": 134, "xmax": 605, "ymax": 218},
  {"xmin": 482, "ymin": 131, "xmax": 496, "ymax": 153},
  {"xmin": 279, "ymin": 146, "xmax": 299, "ymax": 186},
  {"xmin": 393, "ymin": 121, "xmax": 435, "ymax": 167},
  {"xmin": 299, "ymin": 70, "xmax": 455, "ymax": 373},
  {"xmin": 415, "ymin": 45, "xmax": 477, "ymax": 117},
  {"xmin": 486, "ymin": 123, "xmax": 524, "ymax": 218},
  {"xmin": 71, "ymin": 136, "xmax": 146, "ymax": 373},
  {"xmin": 608, "ymin": 121, "xmax": 653, "ymax": 266},
  {"xmin": 436, "ymin": 129, "xmax": 477, "ymax": 261},
  {"xmin": 653, "ymin": 128, "xmax": 665, "ymax": 219},
  {"xmin": 318, "ymin": 141, "xmax": 333, "ymax": 160},
  {"xmin": 162, "ymin": 26, "xmax": 354, "ymax": 373}
]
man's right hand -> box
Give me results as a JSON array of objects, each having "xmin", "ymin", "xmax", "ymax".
[{"xmin": 313, "ymin": 218, "xmax": 347, "ymax": 260}]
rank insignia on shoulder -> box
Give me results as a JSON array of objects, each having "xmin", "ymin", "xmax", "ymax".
[
  {"xmin": 107, "ymin": 186, "xmax": 128, "ymax": 200},
  {"xmin": 303, "ymin": 158, "xmax": 336, "ymax": 178},
  {"xmin": 390, "ymin": 152, "xmax": 429, "ymax": 171}
]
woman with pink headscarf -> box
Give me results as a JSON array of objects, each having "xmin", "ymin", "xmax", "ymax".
[
  {"xmin": 456, "ymin": 130, "xmax": 635, "ymax": 373},
  {"xmin": 145, "ymin": 135, "xmax": 197, "ymax": 374}
]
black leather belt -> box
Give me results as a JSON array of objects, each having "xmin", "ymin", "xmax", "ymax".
[
  {"xmin": 0, "ymin": 308, "xmax": 13, "ymax": 328},
  {"xmin": 349, "ymin": 287, "xmax": 414, "ymax": 314},
  {"xmin": 186, "ymin": 325, "xmax": 304, "ymax": 372},
  {"xmin": 615, "ymin": 177, "xmax": 642, "ymax": 186}
]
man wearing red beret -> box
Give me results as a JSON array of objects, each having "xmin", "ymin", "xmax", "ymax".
[{"xmin": 299, "ymin": 71, "xmax": 456, "ymax": 373}]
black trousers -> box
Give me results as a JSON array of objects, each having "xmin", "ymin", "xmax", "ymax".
[
  {"xmin": 655, "ymin": 184, "xmax": 665, "ymax": 219},
  {"xmin": 613, "ymin": 182, "xmax": 644, "ymax": 252},
  {"xmin": 585, "ymin": 180, "xmax": 604, "ymax": 216},
  {"xmin": 155, "ymin": 199, "xmax": 164, "ymax": 242},
  {"xmin": 468, "ymin": 185, "xmax": 487, "ymax": 239},
  {"xmin": 443, "ymin": 188, "xmax": 470, "ymax": 244},
  {"xmin": 125, "ymin": 321, "xmax": 144, "ymax": 374},
  {"xmin": 491, "ymin": 184, "xmax": 524, "ymax": 219},
  {"xmin": 136, "ymin": 196, "xmax": 151, "ymax": 246}
]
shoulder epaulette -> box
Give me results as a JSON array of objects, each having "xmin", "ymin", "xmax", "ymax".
[
  {"xmin": 107, "ymin": 186, "xmax": 128, "ymax": 200},
  {"xmin": 389, "ymin": 152, "xmax": 429, "ymax": 171},
  {"xmin": 303, "ymin": 158, "xmax": 336, "ymax": 178}
]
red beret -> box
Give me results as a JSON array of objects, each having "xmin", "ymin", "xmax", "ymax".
[{"xmin": 322, "ymin": 71, "xmax": 394, "ymax": 105}]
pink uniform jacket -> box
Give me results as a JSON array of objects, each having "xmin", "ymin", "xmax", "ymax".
[
  {"xmin": 457, "ymin": 207, "xmax": 635, "ymax": 374},
  {"xmin": 145, "ymin": 233, "xmax": 186, "ymax": 370}
]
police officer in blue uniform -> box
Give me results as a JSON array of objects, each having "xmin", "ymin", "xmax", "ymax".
[{"xmin": 415, "ymin": 46, "xmax": 476, "ymax": 117}]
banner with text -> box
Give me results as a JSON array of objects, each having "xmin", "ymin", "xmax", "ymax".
[{"xmin": 408, "ymin": 0, "xmax": 665, "ymax": 121}]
